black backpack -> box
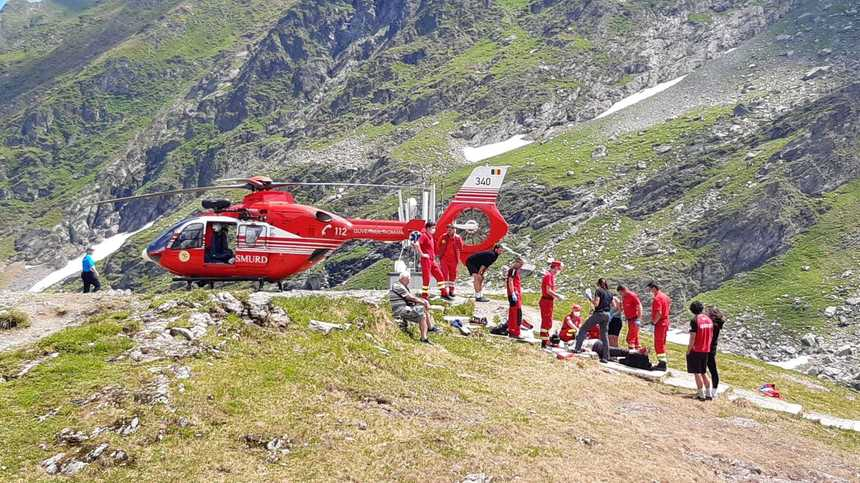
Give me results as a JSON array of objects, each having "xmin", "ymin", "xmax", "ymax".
[{"xmin": 490, "ymin": 323, "xmax": 509, "ymax": 336}]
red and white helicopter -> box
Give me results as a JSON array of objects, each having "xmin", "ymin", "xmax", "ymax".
[{"xmin": 96, "ymin": 166, "xmax": 509, "ymax": 289}]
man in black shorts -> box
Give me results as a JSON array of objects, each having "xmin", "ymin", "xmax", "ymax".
[
  {"xmin": 465, "ymin": 244, "xmax": 504, "ymax": 302},
  {"xmin": 687, "ymin": 301, "xmax": 714, "ymax": 401}
]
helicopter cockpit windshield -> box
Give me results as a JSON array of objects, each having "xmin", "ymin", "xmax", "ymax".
[{"xmin": 147, "ymin": 218, "xmax": 191, "ymax": 254}]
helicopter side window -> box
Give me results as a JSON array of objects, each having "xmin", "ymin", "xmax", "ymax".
[
  {"xmin": 171, "ymin": 223, "xmax": 204, "ymax": 250},
  {"xmin": 240, "ymin": 225, "xmax": 266, "ymax": 248},
  {"xmin": 205, "ymin": 222, "xmax": 236, "ymax": 264}
]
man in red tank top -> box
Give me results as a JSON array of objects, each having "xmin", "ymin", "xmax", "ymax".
[
  {"xmin": 686, "ymin": 300, "xmax": 714, "ymax": 401},
  {"xmin": 539, "ymin": 260, "xmax": 564, "ymax": 348}
]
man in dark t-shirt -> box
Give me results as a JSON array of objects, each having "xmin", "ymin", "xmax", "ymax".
[
  {"xmin": 466, "ymin": 244, "xmax": 503, "ymax": 302},
  {"xmin": 573, "ymin": 278, "xmax": 612, "ymax": 362}
]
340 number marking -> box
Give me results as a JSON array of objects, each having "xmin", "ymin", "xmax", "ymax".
[{"xmin": 474, "ymin": 177, "xmax": 492, "ymax": 186}]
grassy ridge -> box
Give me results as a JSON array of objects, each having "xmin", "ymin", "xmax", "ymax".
[{"xmin": 0, "ymin": 293, "xmax": 857, "ymax": 480}]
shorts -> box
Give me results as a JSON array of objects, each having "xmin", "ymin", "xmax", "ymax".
[
  {"xmin": 395, "ymin": 306, "xmax": 425, "ymax": 324},
  {"xmin": 608, "ymin": 316, "xmax": 623, "ymax": 336},
  {"xmin": 467, "ymin": 262, "xmax": 481, "ymax": 275},
  {"xmin": 686, "ymin": 351, "xmax": 709, "ymax": 374}
]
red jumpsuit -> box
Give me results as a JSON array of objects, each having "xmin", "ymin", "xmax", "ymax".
[
  {"xmin": 621, "ymin": 290, "xmax": 642, "ymax": 350},
  {"xmin": 559, "ymin": 312, "xmax": 596, "ymax": 343},
  {"xmin": 417, "ymin": 229, "xmax": 445, "ymax": 298},
  {"xmin": 506, "ymin": 268, "xmax": 523, "ymax": 337},
  {"xmin": 437, "ymin": 233, "xmax": 463, "ymax": 296},
  {"xmin": 651, "ymin": 290, "xmax": 672, "ymax": 363},
  {"xmin": 539, "ymin": 272, "xmax": 556, "ymax": 344}
]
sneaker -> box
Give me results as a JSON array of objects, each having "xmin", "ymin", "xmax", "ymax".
[
  {"xmin": 652, "ymin": 361, "xmax": 667, "ymax": 372},
  {"xmin": 475, "ymin": 296, "xmax": 490, "ymax": 302},
  {"xmin": 521, "ymin": 320, "xmax": 534, "ymax": 330},
  {"xmin": 441, "ymin": 295, "xmax": 455, "ymax": 301},
  {"xmin": 428, "ymin": 325, "xmax": 441, "ymax": 333},
  {"xmin": 705, "ymin": 396, "xmax": 714, "ymax": 401},
  {"xmin": 420, "ymin": 338, "xmax": 433, "ymax": 345},
  {"xmin": 599, "ymin": 358, "xmax": 610, "ymax": 364}
]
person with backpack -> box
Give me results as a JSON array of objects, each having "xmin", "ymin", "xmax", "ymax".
[
  {"xmin": 572, "ymin": 278, "xmax": 612, "ymax": 363},
  {"xmin": 705, "ymin": 306, "xmax": 726, "ymax": 399},
  {"xmin": 687, "ymin": 301, "xmax": 714, "ymax": 401}
]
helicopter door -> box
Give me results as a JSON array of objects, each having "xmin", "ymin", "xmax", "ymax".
[
  {"xmin": 204, "ymin": 221, "xmax": 236, "ymax": 264},
  {"xmin": 236, "ymin": 223, "xmax": 268, "ymax": 266}
]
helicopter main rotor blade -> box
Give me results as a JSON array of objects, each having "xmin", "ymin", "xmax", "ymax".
[
  {"xmin": 270, "ymin": 181, "xmax": 425, "ymax": 190},
  {"xmin": 93, "ymin": 184, "xmax": 248, "ymax": 205}
]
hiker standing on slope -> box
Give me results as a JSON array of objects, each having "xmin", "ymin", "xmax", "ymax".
[
  {"xmin": 413, "ymin": 221, "xmax": 445, "ymax": 299},
  {"xmin": 539, "ymin": 260, "xmax": 564, "ymax": 348},
  {"xmin": 648, "ymin": 281, "xmax": 672, "ymax": 371},
  {"xmin": 437, "ymin": 224, "xmax": 464, "ymax": 301},
  {"xmin": 506, "ymin": 257, "xmax": 525, "ymax": 339},
  {"xmin": 81, "ymin": 247, "xmax": 101, "ymax": 293},
  {"xmin": 572, "ymin": 278, "xmax": 612, "ymax": 363},
  {"xmin": 618, "ymin": 284, "xmax": 643, "ymax": 352},
  {"xmin": 705, "ymin": 306, "xmax": 726, "ymax": 400}
]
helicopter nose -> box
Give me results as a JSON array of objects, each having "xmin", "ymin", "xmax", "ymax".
[{"xmin": 142, "ymin": 248, "xmax": 153, "ymax": 263}]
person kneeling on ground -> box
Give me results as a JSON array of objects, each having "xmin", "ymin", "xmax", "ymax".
[
  {"xmin": 388, "ymin": 271, "xmax": 434, "ymax": 344},
  {"xmin": 558, "ymin": 304, "xmax": 599, "ymax": 347},
  {"xmin": 687, "ymin": 301, "xmax": 714, "ymax": 401}
]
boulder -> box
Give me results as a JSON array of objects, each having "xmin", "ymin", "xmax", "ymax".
[
  {"xmin": 169, "ymin": 327, "xmax": 194, "ymax": 341},
  {"xmin": 212, "ymin": 292, "xmax": 243, "ymax": 314},
  {"xmin": 846, "ymin": 297, "xmax": 860, "ymax": 306},
  {"xmin": 824, "ymin": 306, "xmax": 837, "ymax": 317},
  {"xmin": 802, "ymin": 66, "xmax": 831, "ymax": 81},
  {"xmin": 836, "ymin": 345, "xmax": 852, "ymax": 356}
]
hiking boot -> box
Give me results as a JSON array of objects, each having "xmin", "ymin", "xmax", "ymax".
[
  {"xmin": 652, "ymin": 361, "xmax": 667, "ymax": 372},
  {"xmin": 475, "ymin": 296, "xmax": 490, "ymax": 302},
  {"xmin": 599, "ymin": 358, "xmax": 610, "ymax": 364}
]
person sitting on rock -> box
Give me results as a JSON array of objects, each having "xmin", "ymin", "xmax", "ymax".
[{"xmin": 388, "ymin": 271, "xmax": 433, "ymax": 344}]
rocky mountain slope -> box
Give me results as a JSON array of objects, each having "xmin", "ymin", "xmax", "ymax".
[{"xmin": 0, "ymin": 0, "xmax": 859, "ymax": 384}]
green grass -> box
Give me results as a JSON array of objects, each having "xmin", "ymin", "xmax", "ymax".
[
  {"xmin": 390, "ymin": 112, "xmax": 458, "ymax": 167},
  {"xmin": 686, "ymin": 12, "xmax": 714, "ymax": 25},
  {"xmin": 0, "ymin": 293, "xmax": 857, "ymax": 481},
  {"xmin": 339, "ymin": 259, "xmax": 391, "ymax": 290},
  {"xmin": 700, "ymin": 179, "xmax": 860, "ymax": 331}
]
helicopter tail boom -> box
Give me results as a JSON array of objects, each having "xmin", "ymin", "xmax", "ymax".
[{"xmin": 345, "ymin": 218, "xmax": 426, "ymax": 242}]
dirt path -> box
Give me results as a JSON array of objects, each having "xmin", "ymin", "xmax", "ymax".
[{"xmin": 0, "ymin": 292, "xmax": 132, "ymax": 352}]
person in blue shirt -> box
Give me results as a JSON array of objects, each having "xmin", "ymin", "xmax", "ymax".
[{"xmin": 81, "ymin": 247, "xmax": 101, "ymax": 293}]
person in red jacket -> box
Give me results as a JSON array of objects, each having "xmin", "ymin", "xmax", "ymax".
[
  {"xmin": 647, "ymin": 281, "xmax": 672, "ymax": 371},
  {"xmin": 687, "ymin": 301, "xmax": 714, "ymax": 401},
  {"xmin": 539, "ymin": 260, "xmax": 564, "ymax": 347},
  {"xmin": 617, "ymin": 284, "xmax": 643, "ymax": 352},
  {"xmin": 437, "ymin": 224, "xmax": 464, "ymax": 301},
  {"xmin": 412, "ymin": 221, "xmax": 446, "ymax": 299},
  {"xmin": 506, "ymin": 257, "xmax": 524, "ymax": 338},
  {"xmin": 559, "ymin": 304, "xmax": 598, "ymax": 345}
]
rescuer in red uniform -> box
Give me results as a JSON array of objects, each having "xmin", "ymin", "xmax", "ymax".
[
  {"xmin": 506, "ymin": 257, "xmax": 525, "ymax": 338},
  {"xmin": 617, "ymin": 284, "xmax": 643, "ymax": 352},
  {"xmin": 559, "ymin": 304, "xmax": 582, "ymax": 344},
  {"xmin": 437, "ymin": 224, "xmax": 464, "ymax": 301},
  {"xmin": 539, "ymin": 260, "xmax": 564, "ymax": 348},
  {"xmin": 648, "ymin": 281, "xmax": 672, "ymax": 371},
  {"xmin": 413, "ymin": 221, "xmax": 446, "ymax": 299}
]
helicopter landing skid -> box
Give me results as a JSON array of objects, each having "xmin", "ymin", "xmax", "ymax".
[{"xmin": 172, "ymin": 277, "xmax": 284, "ymax": 292}]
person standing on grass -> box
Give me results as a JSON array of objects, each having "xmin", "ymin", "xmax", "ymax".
[
  {"xmin": 618, "ymin": 284, "xmax": 643, "ymax": 352},
  {"xmin": 506, "ymin": 257, "xmax": 525, "ymax": 339},
  {"xmin": 687, "ymin": 301, "xmax": 714, "ymax": 401},
  {"xmin": 705, "ymin": 305, "xmax": 726, "ymax": 399},
  {"xmin": 466, "ymin": 244, "xmax": 503, "ymax": 302},
  {"xmin": 573, "ymin": 278, "xmax": 612, "ymax": 363},
  {"xmin": 608, "ymin": 293, "xmax": 623, "ymax": 348},
  {"xmin": 539, "ymin": 260, "xmax": 565, "ymax": 348},
  {"xmin": 81, "ymin": 247, "xmax": 101, "ymax": 293},
  {"xmin": 647, "ymin": 281, "xmax": 672, "ymax": 371},
  {"xmin": 413, "ymin": 221, "xmax": 446, "ymax": 300},
  {"xmin": 437, "ymin": 224, "xmax": 464, "ymax": 300}
]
